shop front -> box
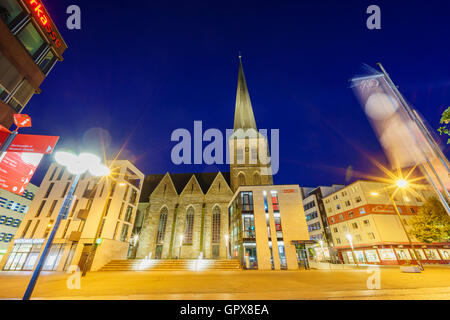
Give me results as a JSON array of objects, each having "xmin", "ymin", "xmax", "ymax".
[
  {"xmin": 338, "ymin": 245, "xmax": 450, "ymax": 265},
  {"xmin": 2, "ymin": 239, "xmax": 67, "ymax": 271}
]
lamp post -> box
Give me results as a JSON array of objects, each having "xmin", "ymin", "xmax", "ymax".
[
  {"xmin": 346, "ymin": 234, "xmax": 358, "ymax": 267},
  {"xmin": 390, "ymin": 180, "xmax": 424, "ymax": 271},
  {"xmin": 22, "ymin": 151, "xmax": 110, "ymax": 300},
  {"xmin": 225, "ymin": 234, "xmax": 229, "ymax": 259}
]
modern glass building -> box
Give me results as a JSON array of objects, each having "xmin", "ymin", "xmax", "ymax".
[
  {"xmin": 228, "ymin": 185, "xmax": 310, "ymax": 270},
  {"xmin": 0, "ymin": 0, "xmax": 67, "ymax": 127}
]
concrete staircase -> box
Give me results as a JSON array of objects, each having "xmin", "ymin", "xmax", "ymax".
[{"xmin": 99, "ymin": 259, "xmax": 242, "ymax": 272}]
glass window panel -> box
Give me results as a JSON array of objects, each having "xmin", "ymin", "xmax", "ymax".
[
  {"xmin": 0, "ymin": 0, "xmax": 24, "ymax": 25},
  {"xmin": 16, "ymin": 22, "xmax": 45, "ymax": 58}
]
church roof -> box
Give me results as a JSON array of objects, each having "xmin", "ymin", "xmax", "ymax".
[
  {"xmin": 140, "ymin": 172, "xmax": 231, "ymax": 201},
  {"xmin": 234, "ymin": 57, "xmax": 257, "ymax": 131}
]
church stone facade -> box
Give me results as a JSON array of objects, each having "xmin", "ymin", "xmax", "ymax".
[{"xmin": 136, "ymin": 58, "xmax": 274, "ymax": 260}]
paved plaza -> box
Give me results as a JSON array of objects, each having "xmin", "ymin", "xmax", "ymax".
[{"xmin": 0, "ymin": 266, "xmax": 449, "ymax": 300}]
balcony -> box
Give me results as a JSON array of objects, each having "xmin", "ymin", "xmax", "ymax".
[
  {"xmin": 68, "ymin": 231, "xmax": 81, "ymax": 242},
  {"xmin": 76, "ymin": 209, "xmax": 89, "ymax": 220}
]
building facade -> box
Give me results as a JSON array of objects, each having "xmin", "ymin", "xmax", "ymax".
[
  {"xmin": 136, "ymin": 58, "xmax": 276, "ymax": 262},
  {"xmin": 0, "ymin": 160, "xmax": 144, "ymax": 272},
  {"xmin": 300, "ymin": 185, "xmax": 344, "ymax": 262},
  {"xmin": 0, "ymin": 182, "xmax": 37, "ymax": 262},
  {"xmin": 0, "ymin": 0, "xmax": 67, "ymax": 127},
  {"xmin": 323, "ymin": 180, "xmax": 450, "ymax": 265},
  {"xmin": 228, "ymin": 185, "xmax": 310, "ymax": 270}
]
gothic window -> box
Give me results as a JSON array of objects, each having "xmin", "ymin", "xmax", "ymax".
[
  {"xmin": 184, "ymin": 207, "xmax": 194, "ymax": 244},
  {"xmin": 237, "ymin": 148, "xmax": 244, "ymax": 162},
  {"xmin": 212, "ymin": 207, "xmax": 221, "ymax": 244},
  {"xmin": 238, "ymin": 173, "xmax": 246, "ymax": 186},
  {"xmin": 156, "ymin": 208, "xmax": 168, "ymax": 244},
  {"xmin": 253, "ymin": 172, "xmax": 261, "ymax": 185}
]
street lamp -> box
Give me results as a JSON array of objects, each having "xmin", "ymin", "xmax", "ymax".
[
  {"xmin": 346, "ymin": 234, "xmax": 359, "ymax": 267},
  {"xmin": 22, "ymin": 151, "xmax": 110, "ymax": 300},
  {"xmin": 390, "ymin": 180, "xmax": 424, "ymax": 271},
  {"xmin": 225, "ymin": 234, "xmax": 229, "ymax": 259}
]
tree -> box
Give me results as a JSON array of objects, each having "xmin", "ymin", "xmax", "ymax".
[
  {"xmin": 438, "ymin": 107, "xmax": 450, "ymax": 144},
  {"xmin": 410, "ymin": 197, "xmax": 450, "ymax": 243}
]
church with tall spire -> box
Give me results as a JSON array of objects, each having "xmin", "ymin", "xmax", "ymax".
[{"xmin": 135, "ymin": 58, "xmax": 274, "ymax": 260}]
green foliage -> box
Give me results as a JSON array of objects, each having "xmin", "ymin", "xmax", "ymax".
[
  {"xmin": 438, "ymin": 107, "xmax": 450, "ymax": 144},
  {"xmin": 410, "ymin": 197, "xmax": 450, "ymax": 243}
]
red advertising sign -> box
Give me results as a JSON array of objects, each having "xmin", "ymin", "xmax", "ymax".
[
  {"xmin": 0, "ymin": 132, "xmax": 59, "ymax": 154},
  {"xmin": 0, "ymin": 152, "xmax": 43, "ymax": 195},
  {"xmin": 13, "ymin": 114, "xmax": 32, "ymax": 128}
]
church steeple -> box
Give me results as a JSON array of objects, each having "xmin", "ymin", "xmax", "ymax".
[{"xmin": 233, "ymin": 56, "xmax": 257, "ymax": 131}]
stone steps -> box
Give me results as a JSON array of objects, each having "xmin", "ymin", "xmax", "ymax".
[{"xmin": 99, "ymin": 259, "xmax": 242, "ymax": 271}]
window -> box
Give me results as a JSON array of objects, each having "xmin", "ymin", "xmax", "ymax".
[
  {"xmin": 44, "ymin": 183, "xmax": 54, "ymax": 198},
  {"xmin": 113, "ymin": 222, "xmax": 120, "ymax": 240},
  {"xmin": 355, "ymin": 196, "xmax": 362, "ymax": 203},
  {"xmin": 363, "ymin": 219, "xmax": 370, "ymax": 227},
  {"xmin": 352, "ymin": 222, "xmax": 358, "ymax": 229},
  {"xmin": 35, "ymin": 200, "xmax": 46, "ymax": 217},
  {"xmin": 410, "ymin": 207, "xmax": 416, "ymax": 214},
  {"xmin": 30, "ymin": 221, "xmax": 40, "ymax": 237},
  {"xmin": 333, "ymin": 227, "xmax": 338, "ymax": 233},
  {"xmin": 120, "ymin": 224, "xmax": 129, "ymax": 242},
  {"xmin": 333, "ymin": 195, "xmax": 338, "ymax": 200},
  {"xmin": 104, "ymin": 199, "xmax": 112, "ymax": 217},
  {"xmin": 336, "ymin": 238, "xmax": 341, "ymax": 244},
  {"xmin": 368, "ymin": 232, "xmax": 375, "ymax": 240},
  {"xmin": 184, "ymin": 207, "xmax": 194, "ymax": 244},
  {"xmin": 251, "ymin": 148, "xmax": 258, "ymax": 162},
  {"xmin": 355, "ymin": 234, "xmax": 362, "ymax": 242},
  {"xmin": 237, "ymin": 148, "xmax": 244, "ymax": 162},
  {"xmin": 336, "ymin": 204, "xmax": 341, "ymax": 210},
  {"xmin": 44, "ymin": 220, "xmax": 54, "ymax": 238},
  {"xmin": 62, "ymin": 182, "xmax": 70, "ymax": 198},
  {"xmin": 359, "ymin": 207, "xmax": 366, "ymax": 214},
  {"xmin": 0, "ymin": 0, "xmax": 24, "ymax": 26},
  {"xmin": 242, "ymin": 192, "xmax": 253, "ymax": 212},
  {"xmin": 70, "ymin": 199, "xmax": 79, "ymax": 217},
  {"xmin": 124, "ymin": 206, "xmax": 133, "ymax": 222},
  {"xmin": 38, "ymin": 50, "xmax": 57, "ymax": 74},
  {"xmin": 49, "ymin": 167, "xmax": 58, "ymax": 180},
  {"xmin": 156, "ymin": 208, "xmax": 168, "ymax": 244},
  {"xmin": 349, "ymin": 212, "xmax": 354, "ymax": 218},
  {"xmin": 21, "ymin": 220, "xmax": 32, "ymax": 238},
  {"xmin": 306, "ymin": 211, "xmax": 318, "ymax": 221},
  {"xmin": 341, "ymin": 191, "xmax": 348, "ymax": 197},
  {"xmin": 16, "ymin": 22, "xmax": 46, "ymax": 58},
  {"xmin": 304, "ymin": 201, "xmax": 316, "ymax": 211},
  {"xmin": 56, "ymin": 168, "xmax": 65, "ymax": 180},
  {"xmin": 47, "ymin": 200, "xmax": 57, "ymax": 217},
  {"xmin": 345, "ymin": 201, "xmax": 351, "ymax": 207},
  {"xmin": 339, "ymin": 214, "xmax": 344, "ymax": 220},
  {"xmin": 212, "ymin": 207, "xmax": 221, "ymax": 244},
  {"xmin": 330, "ymin": 217, "xmax": 335, "ymax": 223}
]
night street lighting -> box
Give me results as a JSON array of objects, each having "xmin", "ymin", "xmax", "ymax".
[
  {"xmin": 23, "ymin": 151, "xmax": 110, "ymax": 300},
  {"xmin": 346, "ymin": 234, "xmax": 359, "ymax": 267},
  {"xmin": 389, "ymin": 178, "xmax": 424, "ymax": 271}
]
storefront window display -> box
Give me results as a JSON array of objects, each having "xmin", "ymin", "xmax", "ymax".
[
  {"xmin": 424, "ymin": 249, "xmax": 441, "ymax": 260},
  {"xmin": 438, "ymin": 249, "xmax": 450, "ymax": 260},
  {"xmin": 395, "ymin": 248, "xmax": 412, "ymax": 260},
  {"xmin": 364, "ymin": 250, "xmax": 380, "ymax": 263},
  {"xmin": 354, "ymin": 250, "xmax": 366, "ymax": 263},
  {"xmin": 378, "ymin": 248, "xmax": 396, "ymax": 261}
]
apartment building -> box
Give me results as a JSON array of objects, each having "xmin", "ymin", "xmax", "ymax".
[
  {"xmin": 0, "ymin": 160, "xmax": 144, "ymax": 272},
  {"xmin": 0, "ymin": 182, "xmax": 38, "ymax": 262},
  {"xmin": 228, "ymin": 185, "xmax": 310, "ymax": 270},
  {"xmin": 323, "ymin": 180, "xmax": 449, "ymax": 265},
  {"xmin": 300, "ymin": 184, "xmax": 345, "ymax": 262}
]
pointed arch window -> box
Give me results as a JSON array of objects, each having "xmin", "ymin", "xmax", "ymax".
[
  {"xmin": 253, "ymin": 172, "xmax": 261, "ymax": 185},
  {"xmin": 212, "ymin": 206, "xmax": 221, "ymax": 244},
  {"xmin": 238, "ymin": 173, "xmax": 246, "ymax": 186},
  {"xmin": 184, "ymin": 207, "xmax": 194, "ymax": 244},
  {"xmin": 156, "ymin": 208, "xmax": 168, "ymax": 244}
]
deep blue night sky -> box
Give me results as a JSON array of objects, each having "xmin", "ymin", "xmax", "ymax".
[{"xmin": 22, "ymin": 0, "xmax": 450, "ymax": 188}]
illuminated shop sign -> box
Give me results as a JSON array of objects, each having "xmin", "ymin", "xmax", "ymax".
[
  {"xmin": 14, "ymin": 238, "xmax": 45, "ymax": 244},
  {"xmin": 24, "ymin": 0, "xmax": 63, "ymax": 49}
]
